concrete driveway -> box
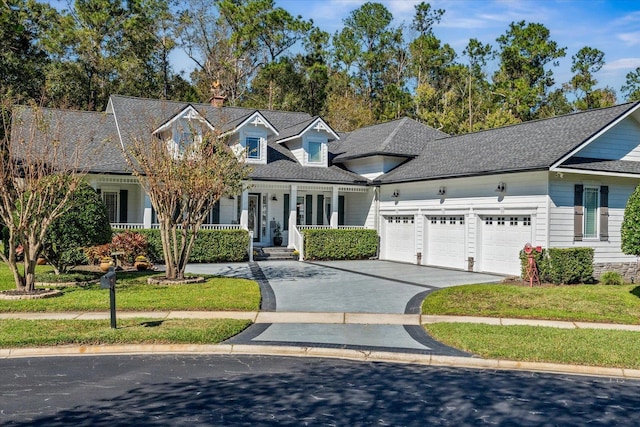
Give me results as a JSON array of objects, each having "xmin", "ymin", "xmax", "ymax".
[{"xmin": 186, "ymin": 260, "xmax": 504, "ymax": 354}]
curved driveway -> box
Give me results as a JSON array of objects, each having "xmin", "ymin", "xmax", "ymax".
[{"xmin": 187, "ymin": 260, "xmax": 503, "ymax": 354}]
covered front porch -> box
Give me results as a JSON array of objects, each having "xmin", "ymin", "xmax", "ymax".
[{"xmin": 88, "ymin": 175, "xmax": 375, "ymax": 254}]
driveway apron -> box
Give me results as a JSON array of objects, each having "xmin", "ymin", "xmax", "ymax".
[{"xmin": 187, "ymin": 260, "xmax": 503, "ymax": 355}]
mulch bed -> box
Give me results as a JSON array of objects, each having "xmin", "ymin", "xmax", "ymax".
[{"xmin": 0, "ymin": 289, "xmax": 62, "ymax": 300}]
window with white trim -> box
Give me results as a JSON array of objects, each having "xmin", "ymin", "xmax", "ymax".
[
  {"xmin": 308, "ymin": 141, "xmax": 322, "ymax": 163},
  {"xmin": 583, "ymin": 187, "xmax": 599, "ymax": 239},
  {"xmin": 246, "ymin": 136, "xmax": 260, "ymax": 159}
]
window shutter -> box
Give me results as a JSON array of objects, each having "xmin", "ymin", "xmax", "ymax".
[
  {"xmin": 600, "ymin": 186, "xmax": 609, "ymax": 241},
  {"xmin": 317, "ymin": 195, "xmax": 324, "ymax": 225},
  {"xmin": 574, "ymin": 184, "xmax": 583, "ymax": 241},
  {"xmin": 338, "ymin": 196, "xmax": 345, "ymax": 226},
  {"xmin": 305, "ymin": 195, "xmax": 312, "ymax": 225},
  {"xmin": 119, "ymin": 189, "xmax": 128, "ymax": 223},
  {"xmin": 212, "ymin": 202, "xmax": 220, "ymax": 224},
  {"xmin": 283, "ymin": 194, "xmax": 289, "ymax": 231}
]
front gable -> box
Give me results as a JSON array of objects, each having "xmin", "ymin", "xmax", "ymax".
[
  {"xmin": 153, "ymin": 105, "xmax": 214, "ymax": 156},
  {"xmin": 226, "ymin": 111, "xmax": 279, "ymax": 165},
  {"xmin": 572, "ymin": 113, "xmax": 640, "ymax": 161},
  {"xmin": 278, "ymin": 118, "xmax": 338, "ymax": 168}
]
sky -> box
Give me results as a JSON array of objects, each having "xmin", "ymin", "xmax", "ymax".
[{"xmin": 271, "ymin": 0, "xmax": 640, "ymax": 102}]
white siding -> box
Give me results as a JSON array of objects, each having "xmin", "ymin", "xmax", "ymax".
[
  {"xmin": 287, "ymin": 139, "xmax": 304, "ymax": 164},
  {"xmin": 576, "ymin": 116, "xmax": 640, "ymax": 161},
  {"xmin": 344, "ymin": 191, "xmax": 375, "ymax": 227},
  {"xmin": 379, "ymin": 171, "xmax": 550, "ymax": 273},
  {"xmin": 548, "ymin": 173, "xmax": 639, "ymax": 264}
]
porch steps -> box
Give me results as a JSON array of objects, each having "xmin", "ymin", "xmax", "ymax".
[{"xmin": 254, "ymin": 246, "xmax": 298, "ymax": 261}]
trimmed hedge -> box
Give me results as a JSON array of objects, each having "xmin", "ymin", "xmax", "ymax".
[
  {"xmin": 131, "ymin": 229, "xmax": 249, "ymax": 263},
  {"xmin": 520, "ymin": 247, "xmax": 594, "ymax": 284},
  {"xmin": 303, "ymin": 229, "xmax": 378, "ymax": 260}
]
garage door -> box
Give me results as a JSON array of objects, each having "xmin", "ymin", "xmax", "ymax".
[
  {"xmin": 480, "ymin": 216, "xmax": 532, "ymax": 275},
  {"xmin": 426, "ymin": 216, "xmax": 466, "ymax": 269},
  {"xmin": 383, "ymin": 216, "xmax": 415, "ymax": 263}
]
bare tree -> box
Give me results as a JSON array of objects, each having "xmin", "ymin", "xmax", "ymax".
[
  {"xmin": 122, "ymin": 115, "xmax": 250, "ymax": 280},
  {"xmin": 1, "ymin": 101, "xmax": 88, "ymax": 292}
]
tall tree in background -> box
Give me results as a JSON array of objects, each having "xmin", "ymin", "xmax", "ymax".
[
  {"xmin": 565, "ymin": 46, "xmax": 615, "ymax": 111},
  {"xmin": 621, "ymin": 67, "xmax": 640, "ymax": 102},
  {"xmin": 332, "ymin": 2, "xmax": 404, "ymax": 120},
  {"xmin": 0, "ymin": 0, "xmax": 55, "ymax": 101},
  {"xmin": 493, "ymin": 21, "xmax": 566, "ymax": 121}
]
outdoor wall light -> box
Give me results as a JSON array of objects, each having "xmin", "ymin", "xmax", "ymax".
[
  {"xmin": 271, "ymin": 195, "xmax": 278, "ymax": 201},
  {"xmin": 391, "ymin": 190, "xmax": 400, "ymax": 198},
  {"xmin": 438, "ymin": 186, "xmax": 446, "ymax": 196},
  {"xmin": 495, "ymin": 182, "xmax": 506, "ymax": 193}
]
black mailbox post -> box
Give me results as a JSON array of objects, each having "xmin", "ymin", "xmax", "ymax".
[{"xmin": 100, "ymin": 266, "xmax": 117, "ymax": 329}]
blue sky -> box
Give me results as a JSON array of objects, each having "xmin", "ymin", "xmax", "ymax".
[{"xmin": 274, "ymin": 0, "xmax": 640, "ymax": 101}]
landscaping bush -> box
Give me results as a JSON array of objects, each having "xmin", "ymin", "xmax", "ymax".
[
  {"xmin": 136, "ymin": 229, "xmax": 249, "ymax": 263},
  {"xmin": 546, "ymin": 247, "xmax": 594, "ymax": 284},
  {"xmin": 520, "ymin": 247, "xmax": 594, "ymax": 284},
  {"xmin": 42, "ymin": 182, "xmax": 112, "ymax": 273},
  {"xmin": 303, "ymin": 229, "xmax": 378, "ymax": 260},
  {"xmin": 599, "ymin": 271, "xmax": 625, "ymax": 286},
  {"xmin": 111, "ymin": 230, "xmax": 149, "ymax": 264}
]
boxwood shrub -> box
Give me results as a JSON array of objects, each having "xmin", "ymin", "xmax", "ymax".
[
  {"xmin": 303, "ymin": 229, "xmax": 378, "ymax": 260},
  {"xmin": 130, "ymin": 229, "xmax": 249, "ymax": 263},
  {"xmin": 519, "ymin": 247, "xmax": 594, "ymax": 284}
]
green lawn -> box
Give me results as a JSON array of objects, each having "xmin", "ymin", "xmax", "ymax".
[
  {"xmin": 425, "ymin": 323, "xmax": 640, "ymax": 369},
  {"xmin": 0, "ymin": 264, "xmax": 261, "ymax": 312},
  {"xmin": 0, "ymin": 318, "xmax": 251, "ymax": 348},
  {"xmin": 422, "ymin": 282, "xmax": 640, "ymax": 369},
  {"xmin": 422, "ymin": 283, "xmax": 640, "ymax": 324}
]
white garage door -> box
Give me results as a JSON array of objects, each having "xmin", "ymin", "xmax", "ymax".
[
  {"xmin": 480, "ymin": 216, "xmax": 532, "ymax": 275},
  {"xmin": 383, "ymin": 216, "xmax": 415, "ymax": 263},
  {"xmin": 426, "ymin": 216, "xmax": 466, "ymax": 269}
]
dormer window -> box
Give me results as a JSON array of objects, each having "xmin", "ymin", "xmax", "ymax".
[
  {"xmin": 246, "ymin": 136, "xmax": 261, "ymax": 159},
  {"xmin": 308, "ymin": 141, "xmax": 322, "ymax": 163}
]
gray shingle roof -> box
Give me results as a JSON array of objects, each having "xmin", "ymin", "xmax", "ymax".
[
  {"xmin": 378, "ymin": 102, "xmax": 640, "ymax": 184},
  {"xmin": 11, "ymin": 106, "xmax": 126, "ymax": 174},
  {"xmin": 332, "ymin": 117, "xmax": 449, "ymax": 162},
  {"xmin": 561, "ymin": 157, "xmax": 640, "ymax": 174}
]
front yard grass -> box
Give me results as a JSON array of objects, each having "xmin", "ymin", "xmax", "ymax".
[
  {"xmin": 0, "ymin": 318, "xmax": 251, "ymax": 348},
  {"xmin": 0, "ymin": 265, "xmax": 261, "ymax": 312},
  {"xmin": 425, "ymin": 323, "xmax": 640, "ymax": 369},
  {"xmin": 422, "ymin": 283, "xmax": 640, "ymax": 324},
  {"xmin": 422, "ymin": 283, "xmax": 640, "ymax": 369}
]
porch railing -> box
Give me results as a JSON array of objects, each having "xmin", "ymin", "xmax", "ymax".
[
  {"xmin": 111, "ymin": 223, "xmax": 144, "ymax": 230},
  {"xmin": 338, "ymin": 225, "xmax": 365, "ymax": 229},
  {"xmin": 297, "ymin": 225, "xmax": 331, "ymax": 230},
  {"xmin": 291, "ymin": 226, "xmax": 304, "ymax": 261},
  {"xmin": 150, "ymin": 223, "xmax": 242, "ymax": 230}
]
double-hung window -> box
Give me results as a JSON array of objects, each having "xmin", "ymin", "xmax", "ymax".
[
  {"xmin": 308, "ymin": 141, "xmax": 322, "ymax": 164},
  {"xmin": 246, "ymin": 137, "xmax": 260, "ymax": 159},
  {"xmin": 574, "ymin": 184, "xmax": 608, "ymax": 241}
]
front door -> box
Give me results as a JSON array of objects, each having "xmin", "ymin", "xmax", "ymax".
[{"xmin": 248, "ymin": 194, "xmax": 260, "ymax": 242}]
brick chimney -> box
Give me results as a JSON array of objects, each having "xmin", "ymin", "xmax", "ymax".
[{"xmin": 209, "ymin": 79, "xmax": 226, "ymax": 108}]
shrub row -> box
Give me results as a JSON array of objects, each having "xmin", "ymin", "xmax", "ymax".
[
  {"xmin": 134, "ymin": 229, "xmax": 249, "ymax": 263},
  {"xmin": 520, "ymin": 247, "xmax": 594, "ymax": 284},
  {"xmin": 303, "ymin": 229, "xmax": 378, "ymax": 260}
]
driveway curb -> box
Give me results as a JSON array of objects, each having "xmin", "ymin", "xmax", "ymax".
[{"xmin": 2, "ymin": 343, "xmax": 639, "ymax": 380}]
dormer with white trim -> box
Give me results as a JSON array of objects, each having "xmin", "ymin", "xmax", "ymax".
[
  {"xmin": 276, "ymin": 117, "xmax": 338, "ymax": 168},
  {"xmin": 224, "ymin": 111, "xmax": 278, "ymax": 165},
  {"xmin": 154, "ymin": 105, "xmax": 214, "ymax": 157}
]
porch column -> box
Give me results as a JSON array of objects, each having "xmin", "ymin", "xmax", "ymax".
[
  {"xmin": 143, "ymin": 194, "xmax": 153, "ymax": 229},
  {"xmin": 240, "ymin": 190, "xmax": 249, "ymax": 230},
  {"xmin": 330, "ymin": 186, "xmax": 339, "ymax": 229},
  {"xmin": 288, "ymin": 185, "xmax": 297, "ymax": 248}
]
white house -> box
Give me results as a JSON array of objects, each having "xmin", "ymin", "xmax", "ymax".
[{"xmin": 12, "ymin": 96, "xmax": 640, "ymax": 278}]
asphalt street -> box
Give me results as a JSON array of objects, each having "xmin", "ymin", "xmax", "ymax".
[{"xmin": 1, "ymin": 354, "xmax": 640, "ymax": 426}]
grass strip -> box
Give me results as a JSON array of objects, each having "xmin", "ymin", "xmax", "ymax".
[
  {"xmin": 0, "ymin": 318, "xmax": 251, "ymax": 348},
  {"xmin": 0, "ymin": 272, "xmax": 260, "ymax": 312},
  {"xmin": 425, "ymin": 323, "xmax": 640, "ymax": 369},
  {"xmin": 422, "ymin": 283, "xmax": 640, "ymax": 324}
]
